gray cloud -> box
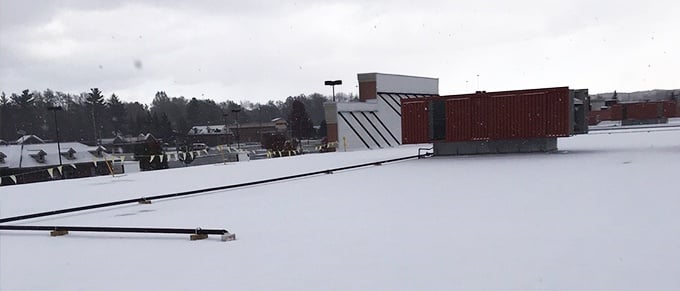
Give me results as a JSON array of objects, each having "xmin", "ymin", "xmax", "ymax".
[{"xmin": 1, "ymin": 0, "xmax": 679, "ymax": 104}]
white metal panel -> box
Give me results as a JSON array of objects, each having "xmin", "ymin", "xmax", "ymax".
[
  {"xmin": 375, "ymin": 73, "xmax": 438, "ymax": 95},
  {"xmin": 337, "ymin": 112, "xmax": 370, "ymax": 151},
  {"xmin": 332, "ymin": 72, "xmax": 440, "ymax": 151},
  {"xmin": 376, "ymin": 94, "xmax": 403, "ymax": 143},
  {"xmin": 336, "ymin": 101, "xmax": 378, "ymax": 113}
]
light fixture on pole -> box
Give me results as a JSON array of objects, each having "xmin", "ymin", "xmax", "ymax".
[
  {"xmin": 324, "ymin": 80, "xmax": 342, "ymax": 102},
  {"xmin": 47, "ymin": 106, "xmax": 63, "ymax": 167}
]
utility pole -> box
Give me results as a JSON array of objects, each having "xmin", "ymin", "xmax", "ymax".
[
  {"xmin": 47, "ymin": 106, "xmax": 63, "ymax": 167},
  {"xmin": 231, "ymin": 107, "xmax": 241, "ymax": 149}
]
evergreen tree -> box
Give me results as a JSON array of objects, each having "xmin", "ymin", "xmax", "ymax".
[
  {"xmin": 86, "ymin": 88, "xmax": 105, "ymax": 106},
  {"xmin": 108, "ymin": 94, "xmax": 127, "ymax": 134},
  {"xmin": 125, "ymin": 102, "xmax": 147, "ymax": 135},
  {"xmin": 87, "ymin": 88, "xmax": 105, "ymax": 143},
  {"xmin": 0, "ymin": 91, "xmax": 7, "ymax": 105},
  {"xmin": 288, "ymin": 98, "xmax": 314, "ymax": 139},
  {"xmin": 12, "ymin": 89, "xmax": 34, "ymax": 107},
  {"xmin": 157, "ymin": 112, "xmax": 174, "ymax": 138},
  {"xmin": 0, "ymin": 92, "xmax": 11, "ymax": 141},
  {"xmin": 186, "ymin": 98, "xmax": 201, "ymax": 127},
  {"xmin": 10, "ymin": 90, "xmax": 37, "ymax": 138}
]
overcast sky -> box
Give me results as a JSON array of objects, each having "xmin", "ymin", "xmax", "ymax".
[{"xmin": 1, "ymin": 0, "xmax": 678, "ymax": 104}]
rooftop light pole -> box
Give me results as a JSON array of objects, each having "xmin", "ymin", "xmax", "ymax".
[
  {"xmin": 47, "ymin": 106, "xmax": 63, "ymax": 167},
  {"xmin": 231, "ymin": 107, "xmax": 242, "ymax": 149},
  {"xmin": 17, "ymin": 129, "xmax": 26, "ymax": 169},
  {"xmin": 222, "ymin": 112, "xmax": 230, "ymax": 147},
  {"xmin": 324, "ymin": 80, "xmax": 342, "ymax": 102}
]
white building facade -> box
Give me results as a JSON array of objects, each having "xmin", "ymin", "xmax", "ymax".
[{"xmin": 324, "ymin": 73, "xmax": 438, "ymax": 151}]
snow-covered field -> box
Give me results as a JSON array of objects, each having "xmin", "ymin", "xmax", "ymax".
[{"xmin": 1, "ymin": 129, "xmax": 679, "ymax": 290}]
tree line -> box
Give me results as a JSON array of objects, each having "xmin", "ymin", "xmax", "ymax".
[{"xmin": 0, "ymin": 89, "xmax": 357, "ymax": 144}]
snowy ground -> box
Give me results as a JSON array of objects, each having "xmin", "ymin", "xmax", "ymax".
[{"xmin": 1, "ymin": 128, "xmax": 679, "ymax": 290}]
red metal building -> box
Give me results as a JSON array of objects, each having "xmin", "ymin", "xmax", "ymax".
[
  {"xmin": 402, "ymin": 87, "xmax": 589, "ymax": 155},
  {"xmin": 587, "ymin": 100, "xmax": 677, "ymax": 125}
]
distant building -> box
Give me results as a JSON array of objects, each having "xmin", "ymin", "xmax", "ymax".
[
  {"xmin": 0, "ymin": 135, "xmax": 121, "ymax": 186},
  {"xmin": 186, "ymin": 125, "xmax": 232, "ymax": 147},
  {"xmin": 587, "ymin": 100, "xmax": 678, "ymax": 125},
  {"xmin": 233, "ymin": 118, "xmax": 288, "ymax": 143},
  {"xmin": 187, "ymin": 118, "xmax": 288, "ymax": 146},
  {"xmin": 100, "ymin": 133, "xmax": 160, "ymax": 154}
]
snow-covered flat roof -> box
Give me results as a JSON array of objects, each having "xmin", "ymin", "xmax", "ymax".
[{"xmin": 1, "ymin": 129, "xmax": 679, "ymax": 290}]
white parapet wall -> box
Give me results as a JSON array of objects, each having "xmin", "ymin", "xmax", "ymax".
[{"xmin": 372, "ymin": 73, "xmax": 439, "ymax": 95}]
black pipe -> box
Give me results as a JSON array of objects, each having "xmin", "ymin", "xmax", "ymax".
[
  {"xmin": 0, "ymin": 154, "xmax": 423, "ymax": 224},
  {"xmin": 0, "ymin": 225, "xmax": 228, "ymax": 235}
]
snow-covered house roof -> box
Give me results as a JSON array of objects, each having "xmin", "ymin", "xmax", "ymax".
[
  {"xmin": 100, "ymin": 135, "xmax": 126, "ymax": 145},
  {"xmin": 136, "ymin": 133, "xmax": 157, "ymax": 141},
  {"xmin": 16, "ymin": 135, "xmax": 45, "ymax": 144},
  {"xmin": 0, "ymin": 142, "xmax": 113, "ymax": 169},
  {"xmin": 187, "ymin": 125, "xmax": 232, "ymax": 136},
  {"xmin": 101, "ymin": 133, "xmax": 157, "ymax": 145},
  {"xmin": 271, "ymin": 118, "xmax": 288, "ymax": 130},
  {"xmin": 189, "ymin": 120, "xmax": 287, "ymax": 135}
]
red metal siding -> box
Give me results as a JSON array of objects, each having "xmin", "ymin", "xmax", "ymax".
[
  {"xmin": 627, "ymin": 103, "xmax": 659, "ymax": 119},
  {"xmin": 588, "ymin": 100, "xmax": 677, "ymax": 124},
  {"xmin": 445, "ymin": 98, "xmax": 472, "ymax": 141},
  {"xmin": 542, "ymin": 88, "xmax": 570, "ymax": 137},
  {"xmin": 401, "ymin": 100, "xmax": 429, "ymax": 143},
  {"xmin": 402, "ymin": 87, "xmax": 571, "ymax": 144},
  {"xmin": 471, "ymin": 97, "xmax": 490, "ymax": 140},
  {"xmin": 587, "ymin": 110, "xmax": 612, "ymax": 125},
  {"xmin": 450, "ymin": 88, "xmax": 568, "ymax": 140},
  {"xmin": 606, "ymin": 101, "xmax": 678, "ymax": 120},
  {"xmin": 663, "ymin": 101, "xmax": 677, "ymax": 117},
  {"xmin": 609, "ymin": 105, "xmax": 623, "ymax": 120}
]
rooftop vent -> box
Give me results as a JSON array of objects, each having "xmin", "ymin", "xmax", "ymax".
[
  {"xmin": 61, "ymin": 148, "xmax": 77, "ymax": 160},
  {"xmin": 29, "ymin": 150, "xmax": 48, "ymax": 163},
  {"xmin": 89, "ymin": 146, "xmax": 106, "ymax": 158}
]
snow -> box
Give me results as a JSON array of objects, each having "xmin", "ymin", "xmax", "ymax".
[
  {"xmin": 0, "ymin": 142, "xmax": 111, "ymax": 169},
  {"xmin": 1, "ymin": 129, "xmax": 680, "ymax": 290}
]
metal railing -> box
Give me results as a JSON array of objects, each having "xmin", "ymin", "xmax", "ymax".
[
  {"xmin": 418, "ymin": 147, "xmax": 433, "ymax": 159},
  {"xmin": 0, "ymin": 225, "xmax": 234, "ymax": 241},
  {"xmin": 0, "ymin": 153, "xmax": 425, "ymax": 225}
]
